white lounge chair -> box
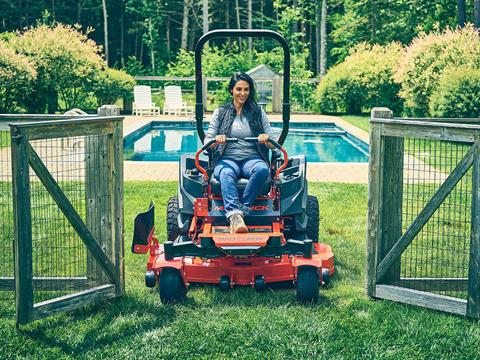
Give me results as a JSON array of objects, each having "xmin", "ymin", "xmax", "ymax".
[
  {"xmin": 163, "ymin": 85, "xmax": 194, "ymax": 116},
  {"xmin": 133, "ymin": 85, "xmax": 161, "ymax": 116}
]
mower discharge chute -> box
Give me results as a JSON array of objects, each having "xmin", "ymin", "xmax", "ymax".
[{"xmin": 132, "ymin": 29, "xmax": 334, "ymax": 303}]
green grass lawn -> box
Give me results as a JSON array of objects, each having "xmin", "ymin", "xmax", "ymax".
[
  {"xmin": 0, "ymin": 131, "xmax": 10, "ymax": 148},
  {"xmin": 340, "ymin": 114, "xmax": 370, "ymax": 133},
  {"xmin": 1, "ymin": 181, "xmax": 479, "ymax": 359}
]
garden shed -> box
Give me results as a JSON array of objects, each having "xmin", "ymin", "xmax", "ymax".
[{"xmin": 246, "ymin": 64, "xmax": 278, "ymax": 110}]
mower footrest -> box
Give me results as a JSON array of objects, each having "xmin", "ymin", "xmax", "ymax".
[
  {"xmin": 164, "ymin": 238, "xmax": 313, "ymax": 260},
  {"xmin": 257, "ymin": 239, "xmax": 312, "ymax": 258},
  {"xmin": 164, "ymin": 239, "xmax": 224, "ymax": 260}
]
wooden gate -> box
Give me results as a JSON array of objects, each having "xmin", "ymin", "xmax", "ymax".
[
  {"xmin": 367, "ymin": 108, "xmax": 480, "ymax": 318},
  {"xmin": 7, "ymin": 115, "xmax": 124, "ymax": 325}
]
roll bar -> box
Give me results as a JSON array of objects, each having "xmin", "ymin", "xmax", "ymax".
[{"xmin": 194, "ymin": 29, "xmax": 291, "ymax": 145}]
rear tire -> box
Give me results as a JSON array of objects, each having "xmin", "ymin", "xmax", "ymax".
[
  {"xmin": 306, "ymin": 195, "xmax": 320, "ymax": 243},
  {"xmin": 167, "ymin": 196, "xmax": 190, "ymax": 242},
  {"xmin": 159, "ymin": 268, "xmax": 186, "ymax": 303},
  {"xmin": 296, "ymin": 266, "xmax": 319, "ymax": 303}
]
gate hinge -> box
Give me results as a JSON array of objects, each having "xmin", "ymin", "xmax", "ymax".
[{"xmin": 11, "ymin": 129, "xmax": 23, "ymax": 144}]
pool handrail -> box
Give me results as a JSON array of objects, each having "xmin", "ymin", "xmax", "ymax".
[{"xmin": 194, "ymin": 29, "xmax": 291, "ymax": 145}]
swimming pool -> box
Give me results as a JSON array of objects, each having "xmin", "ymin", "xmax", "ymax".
[{"xmin": 124, "ymin": 121, "xmax": 368, "ymax": 162}]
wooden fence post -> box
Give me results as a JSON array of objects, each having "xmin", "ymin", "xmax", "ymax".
[
  {"xmin": 10, "ymin": 126, "xmax": 33, "ymax": 325},
  {"xmin": 366, "ymin": 107, "xmax": 391, "ymax": 297},
  {"xmin": 468, "ymin": 134, "xmax": 480, "ymax": 318},
  {"xmin": 98, "ymin": 105, "xmax": 120, "ymax": 116},
  {"xmin": 272, "ymin": 75, "xmax": 282, "ymax": 113},
  {"xmin": 380, "ymin": 110, "xmax": 403, "ymax": 285},
  {"xmin": 112, "ymin": 119, "xmax": 125, "ymax": 297}
]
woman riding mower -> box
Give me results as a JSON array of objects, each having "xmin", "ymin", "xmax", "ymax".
[{"xmin": 204, "ymin": 72, "xmax": 276, "ymax": 233}]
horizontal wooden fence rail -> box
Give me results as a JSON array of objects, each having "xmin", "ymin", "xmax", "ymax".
[
  {"xmin": 133, "ymin": 75, "xmax": 321, "ymax": 113},
  {"xmin": 0, "ymin": 110, "xmax": 125, "ymax": 326},
  {"xmin": 367, "ymin": 107, "xmax": 480, "ymax": 319}
]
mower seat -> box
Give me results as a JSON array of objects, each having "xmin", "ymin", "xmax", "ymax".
[{"xmin": 210, "ymin": 176, "xmax": 271, "ymax": 196}]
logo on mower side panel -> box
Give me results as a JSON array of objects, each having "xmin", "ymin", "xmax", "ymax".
[{"xmin": 212, "ymin": 205, "xmax": 269, "ymax": 211}]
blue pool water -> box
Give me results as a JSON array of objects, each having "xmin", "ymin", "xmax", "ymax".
[{"xmin": 124, "ymin": 121, "xmax": 368, "ymax": 162}]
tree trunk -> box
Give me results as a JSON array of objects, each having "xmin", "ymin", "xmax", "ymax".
[
  {"xmin": 181, "ymin": 0, "xmax": 190, "ymax": 49},
  {"xmin": 248, "ymin": 0, "xmax": 252, "ymax": 50},
  {"xmin": 260, "ymin": 0, "xmax": 264, "ymax": 49},
  {"xmin": 102, "ymin": 0, "xmax": 109, "ymax": 65},
  {"xmin": 370, "ymin": 0, "xmax": 376, "ymax": 41},
  {"xmin": 148, "ymin": 19, "xmax": 155, "ymax": 74},
  {"xmin": 293, "ymin": 0, "xmax": 298, "ymax": 33},
  {"xmin": 320, "ymin": 0, "xmax": 327, "ymax": 76},
  {"xmin": 202, "ymin": 0, "xmax": 208, "ymax": 34},
  {"xmin": 475, "ymin": 0, "xmax": 480, "ymax": 28},
  {"xmin": 76, "ymin": 0, "xmax": 82, "ymax": 24},
  {"xmin": 235, "ymin": 0, "xmax": 242, "ymax": 50},
  {"xmin": 166, "ymin": 16, "xmax": 171, "ymax": 59},
  {"xmin": 188, "ymin": 11, "xmax": 196, "ymax": 51},
  {"xmin": 226, "ymin": 0, "xmax": 230, "ymax": 28},
  {"xmin": 458, "ymin": 0, "xmax": 466, "ymax": 27},
  {"xmin": 51, "ymin": 0, "xmax": 56, "ymax": 19},
  {"xmin": 308, "ymin": 22, "xmax": 313, "ymax": 71},
  {"xmin": 120, "ymin": 0, "xmax": 125, "ymax": 66},
  {"xmin": 315, "ymin": 0, "xmax": 321, "ymax": 75}
]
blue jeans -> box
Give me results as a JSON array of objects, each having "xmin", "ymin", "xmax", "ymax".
[{"xmin": 213, "ymin": 156, "xmax": 270, "ymax": 218}]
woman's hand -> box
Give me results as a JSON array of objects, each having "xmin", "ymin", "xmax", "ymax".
[
  {"xmin": 211, "ymin": 134, "xmax": 227, "ymax": 148},
  {"xmin": 258, "ymin": 133, "xmax": 275, "ymax": 149},
  {"xmin": 258, "ymin": 133, "xmax": 269, "ymax": 144}
]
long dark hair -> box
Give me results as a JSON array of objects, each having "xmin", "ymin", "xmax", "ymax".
[{"xmin": 228, "ymin": 72, "xmax": 259, "ymax": 117}]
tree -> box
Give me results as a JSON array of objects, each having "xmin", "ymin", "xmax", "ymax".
[
  {"xmin": 458, "ymin": 0, "xmax": 466, "ymax": 27},
  {"xmin": 248, "ymin": 0, "xmax": 252, "ymax": 50},
  {"xmin": 181, "ymin": 0, "xmax": 190, "ymax": 49},
  {"xmin": 102, "ymin": 0, "xmax": 109, "ymax": 65},
  {"xmin": 475, "ymin": 0, "xmax": 480, "ymax": 28},
  {"xmin": 320, "ymin": 0, "xmax": 327, "ymax": 76},
  {"xmin": 203, "ymin": 0, "xmax": 208, "ymax": 34},
  {"xmin": 235, "ymin": 0, "xmax": 242, "ymax": 50}
]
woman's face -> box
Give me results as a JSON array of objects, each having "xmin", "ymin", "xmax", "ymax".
[{"xmin": 231, "ymin": 80, "xmax": 250, "ymax": 106}]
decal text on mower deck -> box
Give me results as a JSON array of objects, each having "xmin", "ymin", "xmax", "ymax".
[
  {"xmin": 215, "ymin": 235, "xmax": 266, "ymax": 242},
  {"xmin": 212, "ymin": 205, "xmax": 269, "ymax": 211}
]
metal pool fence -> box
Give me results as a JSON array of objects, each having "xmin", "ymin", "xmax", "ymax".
[
  {"xmin": 0, "ymin": 112, "xmax": 124, "ymax": 326},
  {"xmin": 367, "ymin": 108, "xmax": 480, "ymax": 318}
]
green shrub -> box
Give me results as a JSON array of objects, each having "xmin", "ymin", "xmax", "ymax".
[
  {"xmin": 93, "ymin": 68, "xmax": 136, "ymax": 106},
  {"xmin": 0, "ymin": 40, "xmax": 36, "ymax": 113},
  {"xmin": 315, "ymin": 43, "xmax": 404, "ymax": 114},
  {"xmin": 395, "ymin": 25, "xmax": 480, "ymax": 117},
  {"xmin": 11, "ymin": 24, "xmax": 105, "ymax": 113},
  {"xmin": 429, "ymin": 67, "xmax": 480, "ymax": 118}
]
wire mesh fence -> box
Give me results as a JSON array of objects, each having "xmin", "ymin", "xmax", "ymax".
[
  {"xmin": 28, "ymin": 135, "xmax": 111, "ymax": 303},
  {"xmin": 386, "ymin": 138, "xmax": 472, "ymax": 299},
  {"xmin": 0, "ymin": 127, "xmax": 14, "ymax": 300}
]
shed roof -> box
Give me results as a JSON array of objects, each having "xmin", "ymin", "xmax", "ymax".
[{"xmin": 246, "ymin": 64, "xmax": 277, "ymax": 79}]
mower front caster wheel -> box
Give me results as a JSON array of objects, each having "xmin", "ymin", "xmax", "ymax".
[
  {"xmin": 296, "ymin": 267, "xmax": 319, "ymax": 303},
  {"xmin": 145, "ymin": 270, "xmax": 156, "ymax": 288},
  {"xmin": 322, "ymin": 268, "xmax": 331, "ymax": 286},
  {"xmin": 159, "ymin": 268, "xmax": 186, "ymax": 303},
  {"xmin": 219, "ymin": 275, "xmax": 231, "ymax": 291},
  {"xmin": 254, "ymin": 275, "xmax": 266, "ymax": 292}
]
